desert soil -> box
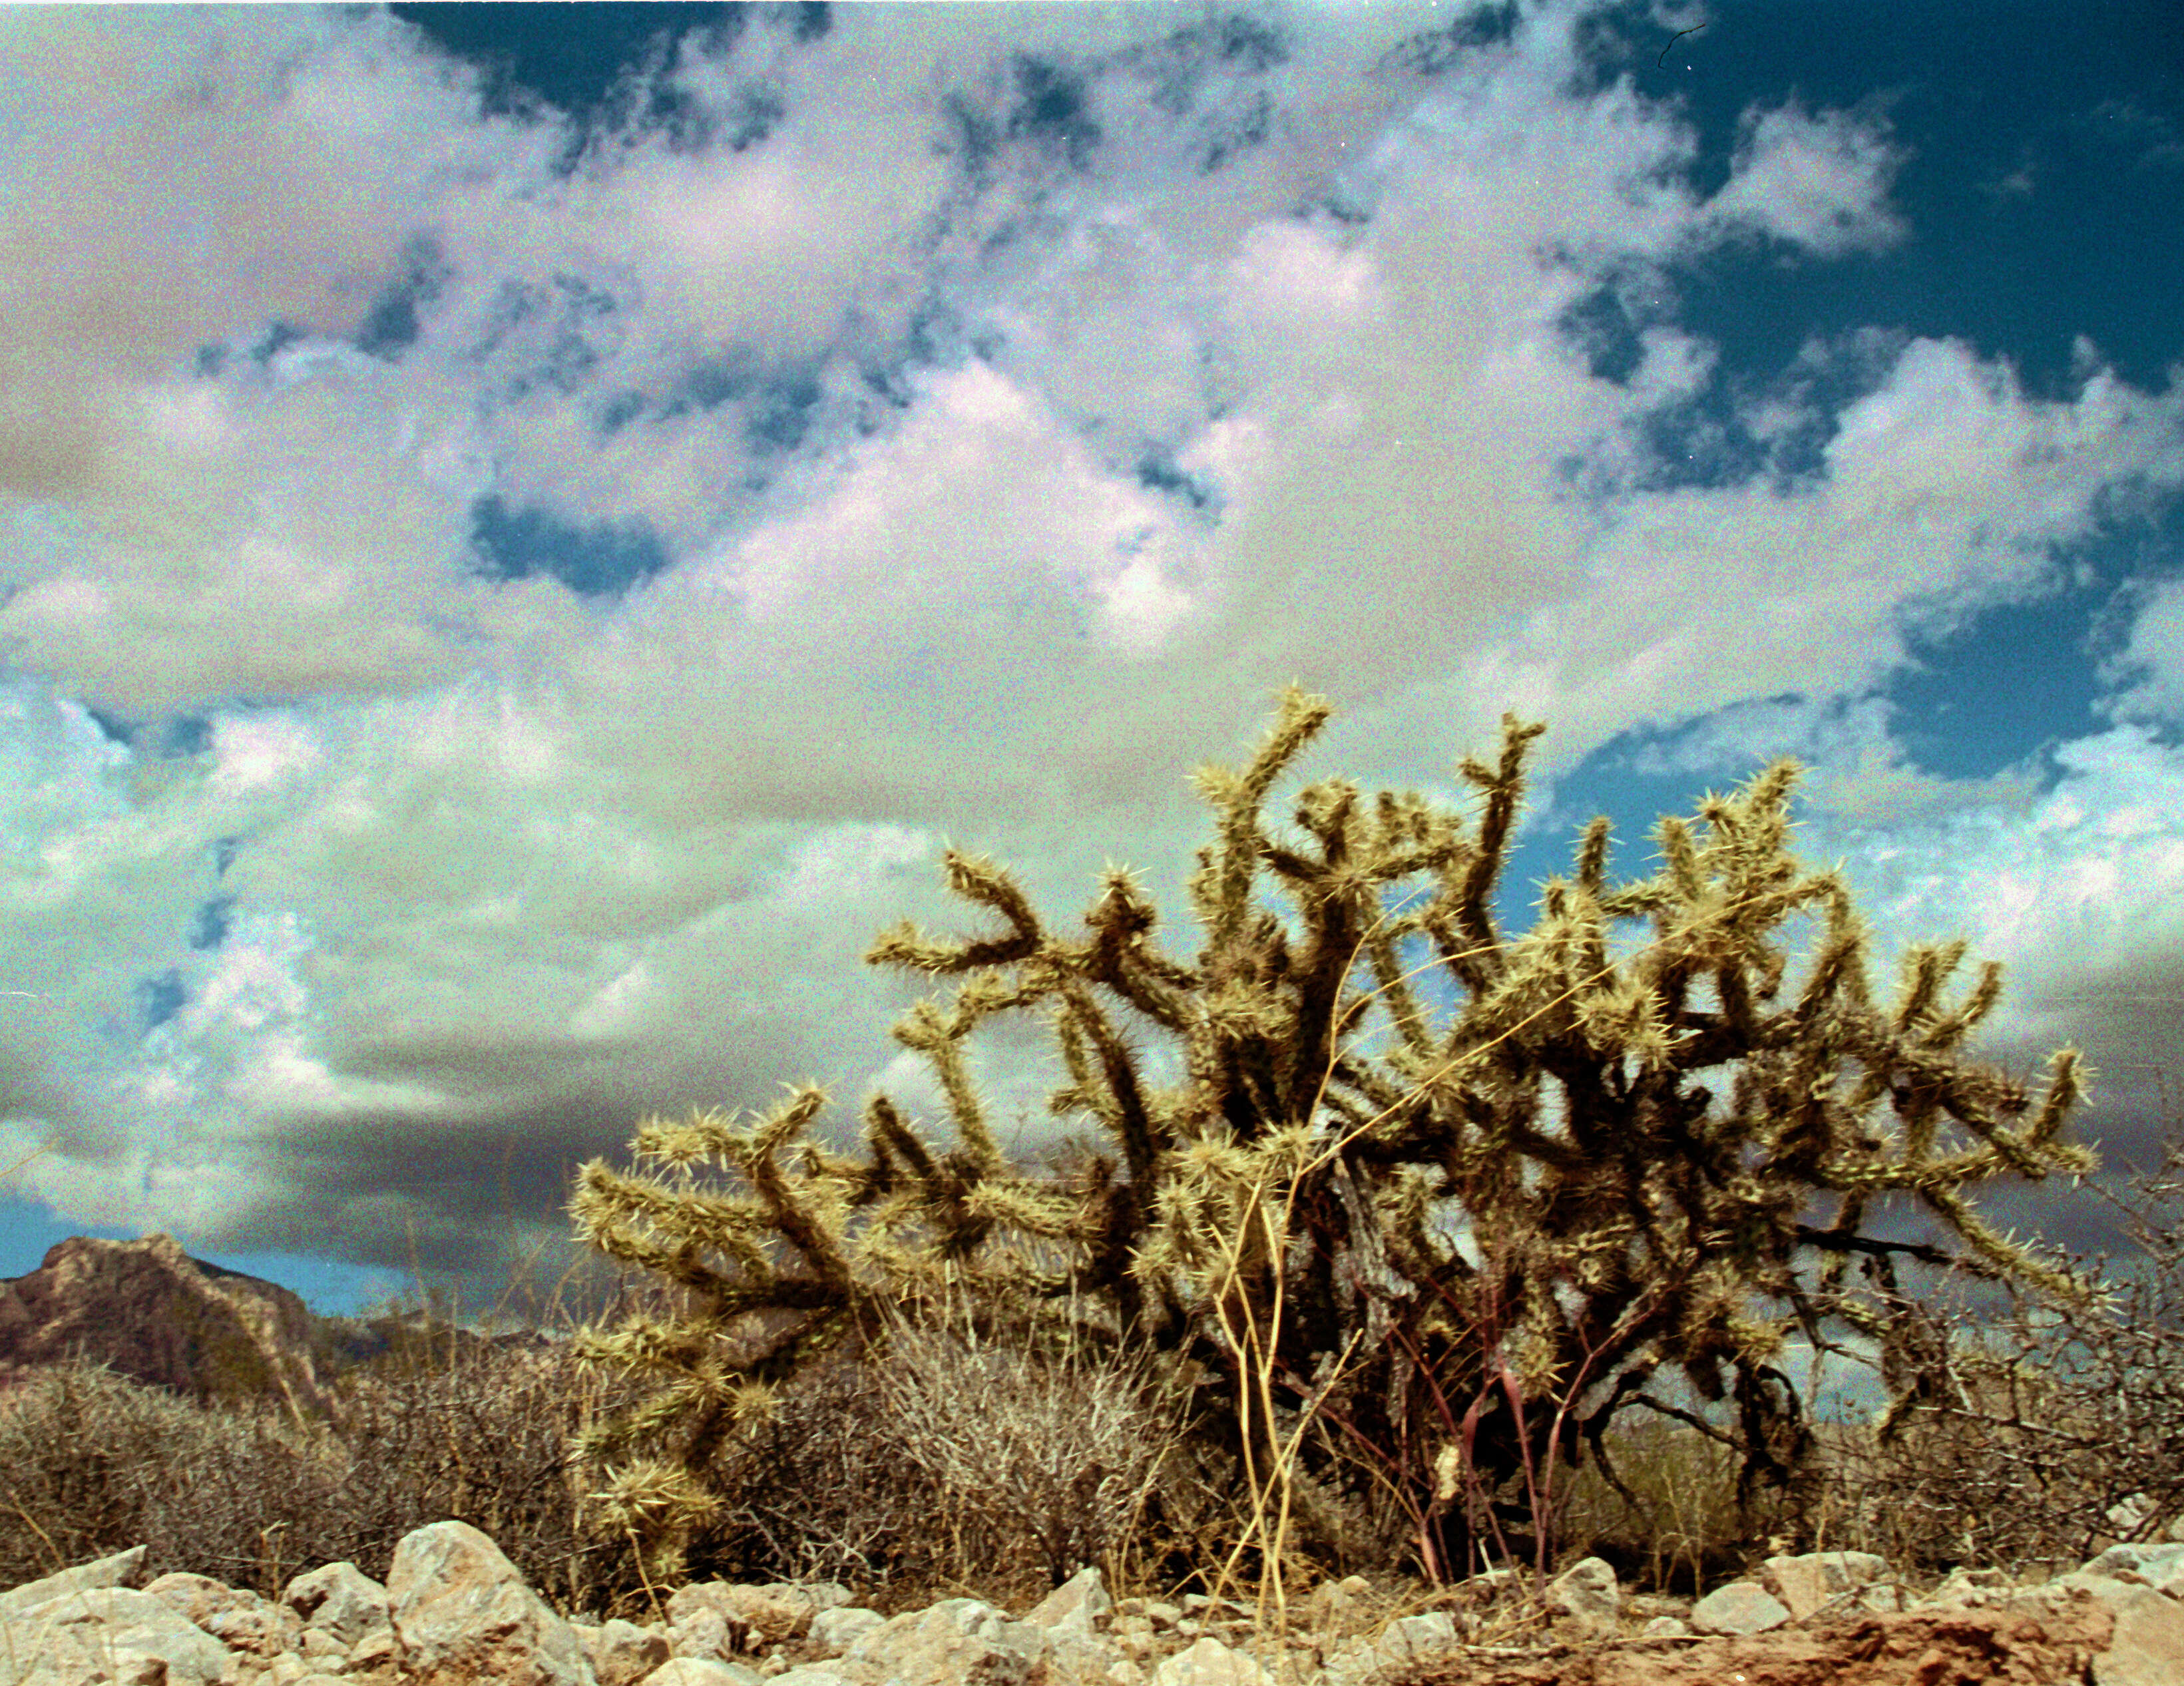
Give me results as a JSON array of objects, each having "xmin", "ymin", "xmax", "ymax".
[{"xmin": 1392, "ymin": 1600, "xmax": 2113, "ymax": 1686}]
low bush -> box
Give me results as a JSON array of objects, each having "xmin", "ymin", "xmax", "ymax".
[{"xmin": 1812, "ymin": 1136, "xmax": 2184, "ymax": 1577}]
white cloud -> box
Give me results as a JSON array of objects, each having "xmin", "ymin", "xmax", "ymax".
[
  {"xmin": 2095, "ymin": 575, "xmax": 2184, "ymax": 728},
  {"xmin": 0, "ymin": 0, "xmax": 2177, "ymax": 1311},
  {"xmin": 1703, "ymin": 99, "xmax": 1908, "ymax": 256},
  {"xmin": 209, "ymin": 714, "xmax": 325, "ymax": 798},
  {"xmin": 1789, "ymin": 726, "xmax": 2184, "ymax": 1156},
  {"xmin": 1511, "ymin": 335, "xmax": 2184, "ymax": 759},
  {"xmin": 0, "ymin": 8, "xmax": 558, "ymax": 499}
]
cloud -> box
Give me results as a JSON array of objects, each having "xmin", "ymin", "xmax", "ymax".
[
  {"xmin": 0, "ymin": 350, "xmax": 481, "ymax": 717},
  {"xmin": 2095, "ymin": 566, "xmax": 2184, "ymax": 732},
  {"xmin": 0, "ymin": 9, "xmax": 557, "ymax": 499},
  {"xmin": 1702, "ymin": 99, "xmax": 1908, "ymax": 256},
  {"xmin": 1777, "ymin": 724, "xmax": 2184, "ymax": 1214},
  {"xmin": 1512, "ymin": 335, "xmax": 2184, "ymax": 761},
  {"xmin": 0, "ymin": 0, "xmax": 2179, "ymax": 1312}
]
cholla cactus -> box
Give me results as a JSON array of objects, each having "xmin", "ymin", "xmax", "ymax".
[{"xmin": 561, "ymin": 684, "xmax": 2095, "ymax": 1587}]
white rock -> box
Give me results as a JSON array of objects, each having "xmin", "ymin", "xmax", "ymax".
[
  {"xmin": 844, "ymin": 1595, "xmax": 1049, "ymax": 1686},
  {"xmin": 2088, "ymin": 1581, "xmax": 2184, "ymax": 1686},
  {"xmin": 2084, "ymin": 1542, "xmax": 2184, "ymax": 1598},
  {"xmin": 644, "ymin": 1661, "xmax": 765, "ymax": 1686},
  {"xmin": 1305, "ymin": 1576, "xmax": 1373, "ymax": 1633},
  {"xmin": 809, "ymin": 1607, "xmax": 887, "ymax": 1653},
  {"xmin": 1374, "ymin": 1610, "xmax": 1459, "ymax": 1662},
  {"xmin": 1026, "ymin": 1568, "xmax": 1113, "ymax": 1641},
  {"xmin": 0, "ymin": 1527, "xmax": 933, "ymax": 1686},
  {"xmin": 1548, "ymin": 1558, "xmax": 1620, "ymax": 1629},
  {"xmin": 1759, "ymin": 1551, "xmax": 1888, "ymax": 1621},
  {"xmin": 0, "ymin": 1584, "xmax": 236, "ymax": 1685},
  {"xmin": 1689, "ymin": 1581, "xmax": 1791, "ymax": 1636},
  {"xmin": 387, "ymin": 1517, "xmax": 599, "ymax": 1685},
  {"xmin": 1149, "ymin": 1635, "xmax": 1277, "ymax": 1686}
]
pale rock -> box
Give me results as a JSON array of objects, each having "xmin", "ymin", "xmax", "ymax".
[
  {"xmin": 1547, "ymin": 1558, "xmax": 1620, "ymax": 1631},
  {"xmin": 666, "ymin": 1583, "xmax": 819, "ymax": 1654},
  {"xmin": 385, "ymin": 1517, "xmax": 599, "ymax": 1686},
  {"xmin": 1321, "ymin": 1607, "xmax": 1460, "ymax": 1682},
  {"xmin": 2104, "ymin": 1494, "xmax": 2184, "ymax": 1542},
  {"xmin": 0, "ymin": 1526, "xmax": 1095, "ymax": 1686},
  {"xmin": 2084, "ymin": 1541, "xmax": 2184, "ymax": 1598},
  {"xmin": 1758, "ymin": 1550, "xmax": 1888, "ymax": 1621},
  {"xmin": 1304, "ymin": 1576, "xmax": 1373, "ymax": 1635},
  {"xmin": 139, "ymin": 1568, "xmax": 316, "ymax": 1669},
  {"xmin": 1148, "ymin": 1636, "xmax": 1275, "ymax": 1686},
  {"xmin": 1689, "ymin": 1581, "xmax": 1791, "ymax": 1635},
  {"xmin": 843, "ymin": 1596, "xmax": 1049, "ymax": 1686},
  {"xmin": 0, "ymin": 1544, "xmax": 150, "ymax": 1618},
  {"xmin": 581, "ymin": 1617, "xmax": 673, "ymax": 1686},
  {"xmin": 666, "ymin": 1604, "xmax": 738, "ymax": 1665},
  {"xmin": 285, "ymin": 1558, "xmax": 391, "ymax": 1647},
  {"xmin": 2088, "ymin": 1581, "xmax": 2184, "ymax": 1686},
  {"xmin": 1371, "ymin": 1611, "xmax": 1458, "ymax": 1663},
  {"xmin": 646, "ymin": 1662, "xmax": 766, "ymax": 1686},
  {"xmin": 1047, "ymin": 1632, "xmax": 1137, "ymax": 1686},
  {"xmin": 786, "ymin": 1583, "xmax": 854, "ymax": 1617},
  {"xmin": 1639, "ymin": 1615, "xmax": 1689, "ymax": 1639},
  {"xmin": 1025, "ymin": 1568, "xmax": 1113, "ymax": 1641},
  {"xmin": 809, "ymin": 1607, "xmax": 886, "ymax": 1653},
  {"xmin": 1919, "ymin": 1566, "xmax": 2014, "ymax": 1607},
  {"xmin": 0, "ymin": 1583, "xmax": 236, "ymax": 1686},
  {"xmin": 27, "ymin": 1516, "xmax": 2179, "ymax": 1686}
]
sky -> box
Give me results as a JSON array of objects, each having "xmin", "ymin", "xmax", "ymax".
[{"xmin": 1, "ymin": 0, "xmax": 2181, "ymax": 1341}]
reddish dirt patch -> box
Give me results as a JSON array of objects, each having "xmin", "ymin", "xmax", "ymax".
[{"xmin": 1395, "ymin": 1601, "xmax": 2114, "ymax": 1686}]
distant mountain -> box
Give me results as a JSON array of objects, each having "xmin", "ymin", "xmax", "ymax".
[{"xmin": 0, "ymin": 1232, "xmax": 570, "ymax": 1430}]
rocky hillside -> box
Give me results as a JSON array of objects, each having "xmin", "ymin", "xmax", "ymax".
[{"xmin": 0, "ymin": 1232, "xmax": 564, "ymax": 1426}]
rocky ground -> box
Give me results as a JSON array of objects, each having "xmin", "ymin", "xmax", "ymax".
[
  {"xmin": 1314, "ymin": 1542, "xmax": 2181, "ymax": 1686},
  {"xmin": 5, "ymin": 1524, "xmax": 2182, "ymax": 1686},
  {"xmin": 1393, "ymin": 1605, "xmax": 2113, "ymax": 1686}
]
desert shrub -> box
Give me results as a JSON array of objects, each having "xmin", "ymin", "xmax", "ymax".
[
  {"xmin": 0, "ymin": 1322, "xmax": 673, "ymax": 1621},
  {"xmin": 640, "ymin": 1285, "xmax": 1192, "ymax": 1613},
  {"xmin": 1817, "ymin": 1132, "xmax": 2184, "ymax": 1577},
  {"xmin": 303, "ymin": 1333, "xmax": 657, "ymax": 1619},
  {"xmin": 1539, "ymin": 1412, "xmax": 1783, "ymax": 1594},
  {"xmin": 556, "ymin": 684, "xmax": 2101, "ymax": 1595},
  {"xmin": 859, "ymin": 1292, "xmax": 1195, "ymax": 1597},
  {"xmin": 0, "ymin": 1353, "xmax": 347, "ymax": 1597}
]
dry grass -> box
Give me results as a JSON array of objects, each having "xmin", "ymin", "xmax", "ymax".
[
  {"xmin": 0, "ymin": 1219, "xmax": 1210, "ymax": 1629},
  {"xmin": 0, "ymin": 1237, "xmax": 687, "ymax": 1624}
]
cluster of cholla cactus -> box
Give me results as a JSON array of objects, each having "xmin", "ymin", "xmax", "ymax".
[{"xmin": 560, "ymin": 684, "xmax": 2096, "ymax": 1590}]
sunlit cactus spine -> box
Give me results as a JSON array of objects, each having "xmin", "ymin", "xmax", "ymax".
[{"xmin": 561, "ymin": 682, "xmax": 2096, "ymax": 1587}]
